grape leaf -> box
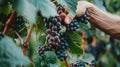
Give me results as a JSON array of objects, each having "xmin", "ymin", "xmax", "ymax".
[
  {"xmin": 29, "ymin": 0, "xmax": 57, "ymax": 18},
  {"xmin": 57, "ymin": 0, "xmax": 79, "ymax": 16},
  {"xmin": 49, "ymin": 63, "xmax": 60, "ymax": 67},
  {"xmin": 0, "ymin": 36, "xmax": 30, "ymax": 67},
  {"xmin": 64, "ymin": 32, "xmax": 83, "ymax": 55},
  {"xmin": 13, "ymin": 0, "xmax": 37, "ymax": 24},
  {"xmin": 43, "ymin": 51, "xmax": 58, "ymax": 64},
  {"xmin": 33, "ymin": 55, "xmax": 43, "ymax": 67},
  {"xmin": 36, "ymin": 16, "xmax": 45, "ymax": 33},
  {"xmin": 3, "ymin": 5, "xmax": 11, "ymax": 15},
  {"xmin": 79, "ymin": 22, "xmax": 90, "ymax": 30},
  {"xmin": 65, "ymin": 32, "xmax": 82, "ymax": 46},
  {"xmin": 85, "ymin": 29, "xmax": 94, "ymax": 38},
  {"xmin": 68, "ymin": 41, "xmax": 83, "ymax": 56},
  {"xmin": 39, "ymin": 35, "xmax": 46, "ymax": 46}
]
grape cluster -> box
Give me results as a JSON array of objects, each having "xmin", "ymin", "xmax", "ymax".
[
  {"xmin": 70, "ymin": 61, "xmax": 95, "ymax": 67},
  {"xmin": 66, "ymin": 19, "xmax": 80, "ymax": 31},
  {"xmin": 55, "ymin": 50, "xmax": 67, "ymax": 61},
  {"xmin": 44, "ymin": 16, "xmax": 62, "ymax": 46},
  {"xmin": 43, "ymin": 16, "xmax": 69, "ymax": 61},
  {"xmin": 76, "ymin": 11, "xmax": 89, "ymax": 24},
  {"xmin": 38, "ymin": 45, "xmax": 52, "ymax": 56},
  {"xmin": 11, "ymin": 16, "xmax": 25, "ymax": 31},
  {"xmin": 0, "ymin": 32, "xmax": 4, "ymax": 40},
  {"xmin": 55, "ymin": 36, "xmax": 68, "ymax": 61},
  {"xmin": 57, "ymin": 6, "xmax": 90, "ymax": 31},
  {"xmin": 57, "ymin": 6, "xmax": 80, "ymax": 31}
]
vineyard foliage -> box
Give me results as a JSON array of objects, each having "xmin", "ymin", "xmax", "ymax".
[{"xmin": 0, "ymin": 0, "xmax": 120, "ymax": 67}]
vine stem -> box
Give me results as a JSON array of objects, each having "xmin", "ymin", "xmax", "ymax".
[
  {"xmin": 22, "ymin": 24, "xmax": 34, "ymax": 54},
  {"xmin": 65, "ymin": 59, "xmax": 70, "ymax": 67},
  {"xmin": 15, "ymin": 31, "xmax": 24, "ymax": 44},
  {"xmin": 3, "ymin": 10, "xmax": 16, "ymax": 35},
  {"xmin": 30, "ymin": 60, "xmax": 34, "ymax": 67}
]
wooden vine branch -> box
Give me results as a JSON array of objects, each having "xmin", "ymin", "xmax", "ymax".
[
  {"xmin": 65, "ymin": 59, "xmax": 70, "ymax": 67},
  {"xmin": 22, "ymin": 24, "xmax": 34, "ymax": 54},
  {"xmin": 3, "ymin": 10, "xmax": 16, "ymax": 35}
]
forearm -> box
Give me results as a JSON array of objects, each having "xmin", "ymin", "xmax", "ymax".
[{"xmin": 87, "ymin": 4, "xmax": 120, "ymax": 39}]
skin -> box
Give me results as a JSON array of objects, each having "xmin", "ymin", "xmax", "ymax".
[{"xmin": 64, "ymin": 1, "xmax": 120, "ymax": 39}]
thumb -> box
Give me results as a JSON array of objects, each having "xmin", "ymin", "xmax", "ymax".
[{"xmin": 64, "ymin": 13, "xmax": 74, "ymax": 24}]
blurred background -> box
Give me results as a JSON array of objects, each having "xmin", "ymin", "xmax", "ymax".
[{"xmin": 83, "ymin": 0, "xmax": 120, "ymax": 67}]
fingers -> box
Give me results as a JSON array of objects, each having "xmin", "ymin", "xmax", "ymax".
[
  {"xmin": 59, "ymin": 13, "xmax": 66, "ymax": 20},
  {"xmin": 64, "ymin": 1, "xmax": 89, "ymax": 24},
  {"xmin": 76, "ymin": 1, "xmax": 87, "ymax": 17},
  {"xmin": 59, "ymin": 1, "xmax": 92, "ymax": 24},
  {"xmin": 64, "ymin": 13, "xmax": 74, "ymax": 24},
  {"xmin": 59, "ymin": 13, "xmax": 73, "ymax": 25}
]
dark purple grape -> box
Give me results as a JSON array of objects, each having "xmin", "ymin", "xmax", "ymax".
[
  {"xmin": 76, "ymin": 11, "xmax": 90, "ymax": 24},
  {"xmin": 38, "ymin": 45, "xmax": 52, "ymax": 56},
  {"xmin": 66, "ymin": 19, "xmax": 80, "ymax": 31}
]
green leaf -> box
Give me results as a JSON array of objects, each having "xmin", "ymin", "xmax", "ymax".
[
  {"xmin": 57, "ymin": 0, "xmax": 79, "ymax": 16},
  {"xmin": 0, "ymin": 36, "xmax": 30, "ymax": 67},
  {"xmin": 49, "ymin": 63, "xmax": 60, "ymax": 67},
  {"xmin": 79, "ymin": 22, "xmax": 90, "ymax": 30},
  {"xmin": 36, "ymin": 16, "xmax": 45, "ymax": 33},
  {"xmin": 64, "ymin": 32, "xmax": 83, "ymax": 55},
  {"xmin": 93, "ymin": 0, "xmax": 107, "ymax": 11},
  {"xmin": 34, "ymin": 55, "xmax": 43, "ymax": 67},
  {"xmin": 39, "ymin": 35, "xmax": 46, "ymax": 46},
  {"xmin": 13, "ymin": 0, "xmax": 37, "ymax": 24},
  {"xmin": 3, "ymin": 5, "xmax": 11, "ymax": 15},
  {"xmin": 85, "ymin": 29, "xmax": 94, "ymax": 38},
  {"xmin": 29, "ymin": 0, "xmax": 57, "ymax": 18},
  {"xmin": 65, "ymin": 32, "xmax": 82, "ymax": 46},
  {"xmin": 68, "ymin": 41, "xmax": 83, "ymax": 56},
  {"xmin": 60, "ymin": 61, "xmax": 66, "ymax": 67},
  {"xmin": 43, "ymin": 51, "xmax": 58, "ymax": 64}
]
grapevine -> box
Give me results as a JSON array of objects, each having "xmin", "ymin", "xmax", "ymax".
[{"xmin": 0, "ymin": 0, "xmax": 117, "ymax": 67}]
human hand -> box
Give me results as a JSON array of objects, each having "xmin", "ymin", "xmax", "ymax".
[{"xmin": 63, "ymin": 1, "xmax": 94, "ymax": 24}]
